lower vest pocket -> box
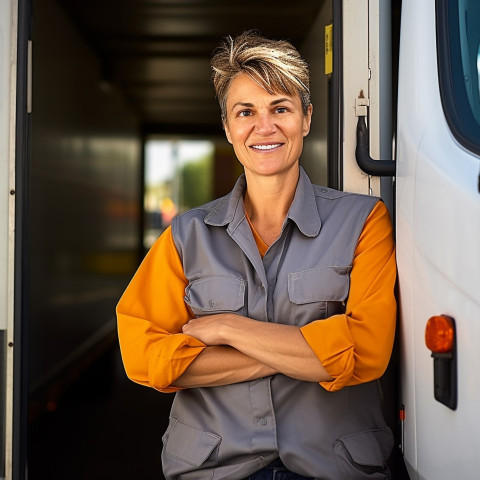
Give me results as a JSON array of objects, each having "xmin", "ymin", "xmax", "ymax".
[
  {"xmin": 162, "ymin": 417, "xmax": 221, "ymax": 479},
  {"xmin": 333, "ymin": 427, "xmax": 393, "ymax": 479}
]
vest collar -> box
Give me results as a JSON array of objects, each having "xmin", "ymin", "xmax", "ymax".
[
  {"xmin": 288, "ymin": 167, "xmax": 322, "ymax": 237},
  {"xmin": 204, "ymin": 167, "xmax": 321, "ymax": 237}
]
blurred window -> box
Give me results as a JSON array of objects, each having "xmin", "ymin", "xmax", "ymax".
[{"xmin": 144, "ymin": 140, "xmax": 214, "ymax": 249}]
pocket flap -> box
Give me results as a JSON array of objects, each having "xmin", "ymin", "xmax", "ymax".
[
  {"xmin": 288, "ymin": 266, "xmax": 350, "ymax": 305},
  {"xmin": 165, "ymin": 418, "xmax": 221, "ymax": 467},
  {"xmin": 184, "ymin": 275, "xmax": 246, "ymax": 312},
  {"xmin": 338, "ymin": 428, "xmax": 393, "ymax": 467}
]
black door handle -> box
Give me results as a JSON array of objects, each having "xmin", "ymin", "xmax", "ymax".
[{"xmin": 355, "ymin": 116, "xmax": 396, "ymax": 176}]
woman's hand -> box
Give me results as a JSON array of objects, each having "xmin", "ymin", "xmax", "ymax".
[{"xmin": 182, "ymin": 314, "xmax": 238, "ymax": 346}]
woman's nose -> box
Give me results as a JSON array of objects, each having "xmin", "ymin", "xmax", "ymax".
[{"xmin": 254, "ymin": 113, "xmax": 277, "ymax": 135}]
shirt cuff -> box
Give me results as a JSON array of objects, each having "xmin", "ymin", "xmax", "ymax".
[
  {"xmin": 300, "ymin": 315, "xmax": 355, "ymax": 392},
  {"xmin": 149, "ymin": 333, "xmax": 206, "ymax": 393}
]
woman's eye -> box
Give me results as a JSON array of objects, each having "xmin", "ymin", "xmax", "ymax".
[
  {"xmin": 238, "ymin": 110, "xmax": 252, "ymax": 117},
  {"xmin": 275, "ymin": 107, "xmax": 288, "ymax": 114}
]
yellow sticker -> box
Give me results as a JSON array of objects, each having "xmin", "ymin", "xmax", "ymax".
[{"xmin": 325, "ymin": 24, "xmax": 333, "ymax": 75}]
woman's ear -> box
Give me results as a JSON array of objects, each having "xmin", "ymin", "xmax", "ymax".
[
  {"xmin": 303, "ymin": 104, "xmax": 313, "ymax": 137},
  {"xmin": 223, "ymin": 120, "xmax": 233, "ymax": 144}
]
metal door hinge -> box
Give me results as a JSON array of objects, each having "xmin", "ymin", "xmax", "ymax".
[{"xmin": 355, "ymin": 91, "xmax": 369, "ymax": 117}]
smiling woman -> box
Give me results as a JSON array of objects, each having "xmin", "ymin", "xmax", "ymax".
[
  {"xmin": 117, "ymin": 31, "xmax": 397, "ymax": 480},
  {"xmin": 223, "ymin": 74, "xmax": 312, "ymax": 207}
]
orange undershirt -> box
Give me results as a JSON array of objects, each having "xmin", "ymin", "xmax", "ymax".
[{"xmin": 244, "ymin": 209, "xmax": 269, "ymax": 257}]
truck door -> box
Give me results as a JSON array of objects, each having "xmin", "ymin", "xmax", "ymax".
[{"xmin": 396, "ymin": 0, "xmax": 480, "ymax": 478}]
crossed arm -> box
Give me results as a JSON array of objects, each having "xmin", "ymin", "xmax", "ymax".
[{"xmin": 174, "ymin": 315, "xmax": 333, "ymax": 388}]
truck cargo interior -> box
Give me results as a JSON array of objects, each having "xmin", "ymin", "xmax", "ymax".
[{"xmin": 26, "ymin": 1, "xmax": 336, "ymax": 478}]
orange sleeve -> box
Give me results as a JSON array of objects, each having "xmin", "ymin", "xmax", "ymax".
[
  {"xmin": 116, "ymin": 226, "xmax": 206, "ymax": 393},
  {"xmin": 300, "ymin": 201, "xmax": 396, "ymax": 392}
]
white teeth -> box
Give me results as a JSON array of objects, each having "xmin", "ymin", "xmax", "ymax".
[{"xmin": 251, "ymin": 144, "xmax": 281, "ymax": 150}]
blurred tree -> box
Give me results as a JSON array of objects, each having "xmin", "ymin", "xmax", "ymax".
[{"xmin": 179, "ymin": 154, "xmax": 213, "ymax": 211}]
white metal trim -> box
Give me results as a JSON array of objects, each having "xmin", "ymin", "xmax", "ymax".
[
  {"xmin": 5, "ymin": 0, "xmax": 18, "ymax": 478},
  {"xmin": 342, "ymin": 0, "xmax": 380, "ymax": 195}
]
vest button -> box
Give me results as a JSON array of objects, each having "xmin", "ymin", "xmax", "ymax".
[
  {"xmin": 209, "ymin": 299, "xmax": 215, "ymax": 307},
  {"xmin": 260, "ymin": 418, "xmax": 267, "ymax": 425}
]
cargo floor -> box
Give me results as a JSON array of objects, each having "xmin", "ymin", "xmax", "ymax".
[{"xmin": 28, "ymin": 345, "xmax": 171, "ymax": 479}]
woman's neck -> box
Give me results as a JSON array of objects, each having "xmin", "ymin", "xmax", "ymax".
[{"xmin": 243, "ymin": 169, "xmax": 299, "ymax": 246}]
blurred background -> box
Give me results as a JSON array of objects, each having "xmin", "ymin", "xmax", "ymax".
[{"xmin": 25, "ymin": 0, "xmax": 332, "ymax": 478}]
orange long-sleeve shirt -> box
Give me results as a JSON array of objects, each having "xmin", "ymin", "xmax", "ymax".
[{"xmin": 117, "ymin": 201, "xmax": 396, "ymax": 393}]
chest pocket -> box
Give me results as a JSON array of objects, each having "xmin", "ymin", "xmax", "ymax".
[
  {"xmin": 184, "ymin": 275, "xmax": 247, "ymax": 317},
  {"xmin": 288, "ymin": 266, "xmax": 351, "ymax": 326}
]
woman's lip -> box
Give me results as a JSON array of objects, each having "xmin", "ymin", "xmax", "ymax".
[{"xmin": 249, "ymin": 143, "xmax": 283, "ymax": 151}]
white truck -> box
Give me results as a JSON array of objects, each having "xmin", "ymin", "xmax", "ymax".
[
  {"xmin": 395, "ymin": 1, "xmax": 480, "ymax": 477},
  {"xmin": 339, "ymin": 0, "xmax": 480, "ymax": 478}
]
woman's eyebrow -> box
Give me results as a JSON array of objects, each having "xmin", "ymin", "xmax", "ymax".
[
  {"xmin": 271, "ymin": 98, "xmax": 293, "ymax": 106},
  {"xmin": 231, "ymin": 102, "xmax": 254, "ymax": 110},
  {"xmin": 231, "ymin": 98, "xmax": 293, "ymax": 111}
]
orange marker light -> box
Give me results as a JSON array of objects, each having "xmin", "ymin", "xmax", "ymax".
[{"xmin": 425, "ymin": 315, "xmax": 455, "ymax": 353}]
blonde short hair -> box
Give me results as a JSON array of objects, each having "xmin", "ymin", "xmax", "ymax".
[{"xmin": 211, "ymin": 31, "xmax": 311, "ymax": 121}]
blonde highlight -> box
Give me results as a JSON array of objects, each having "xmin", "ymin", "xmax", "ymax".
[{"xmin": 211, "ymin": 31, "xmax": 311, "ymax": 121}]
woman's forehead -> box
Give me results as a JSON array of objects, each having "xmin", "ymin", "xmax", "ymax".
[{"xmin": 226, "ymin": 73, "xmax": 298, "ymax": 105}]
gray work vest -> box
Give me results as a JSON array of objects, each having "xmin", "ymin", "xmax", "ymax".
[{"xmin": 161, "ymin": 168, "xmax": 393, "ymax": 480}]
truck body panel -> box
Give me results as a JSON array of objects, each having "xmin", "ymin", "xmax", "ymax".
[{"xmin": 396, "ymin": 1, "xmax": 480, "ymax": 478}]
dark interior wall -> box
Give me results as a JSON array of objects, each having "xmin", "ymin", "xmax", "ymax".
[
  {"xmin": 300, "ymin": 0, "xmax": 332, "ymax": 186},
  {"xmin": 29, "ymin": 0, "xmax": 141, "ymax": 396}
]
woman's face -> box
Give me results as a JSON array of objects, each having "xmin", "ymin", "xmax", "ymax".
[{"xmin": 223, "ymin": 73, "xmax": 312, "ymax": 180}]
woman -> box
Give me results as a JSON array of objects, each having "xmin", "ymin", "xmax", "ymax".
[{"xmin": 117, "ymin": 31, "xmax": 397, "ymax": 480}]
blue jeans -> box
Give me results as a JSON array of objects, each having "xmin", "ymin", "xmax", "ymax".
[{"xmin": 244, "ymin": 458, "xmax": 314, "ymax": 480}]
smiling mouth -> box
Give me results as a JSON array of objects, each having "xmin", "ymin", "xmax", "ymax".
[{"xmin": 250, "ymin": 143, "xmax": 283, "ymax": 151}]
